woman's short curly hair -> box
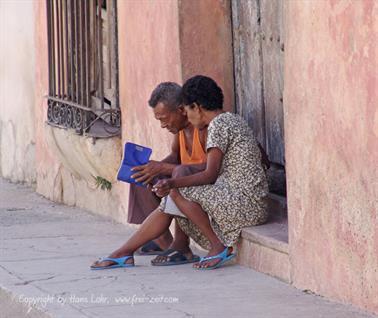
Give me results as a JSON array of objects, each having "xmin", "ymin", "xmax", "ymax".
[{"xmin": 181, "ymin": 75, "xmax": 224, "ymax": 110}]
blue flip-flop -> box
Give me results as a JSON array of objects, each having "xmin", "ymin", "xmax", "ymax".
[
  {"xmin": 90, "ymin": 256, "xmax": 134, "ymax": 270},
  {"xmin": 195, "ymin": 247, "xmax": 236, "ymax": 270}
]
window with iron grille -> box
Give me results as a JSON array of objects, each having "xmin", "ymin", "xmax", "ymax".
[{"xmin": 46, "ymin": 0, "xmax": 120, "ymax": 138}]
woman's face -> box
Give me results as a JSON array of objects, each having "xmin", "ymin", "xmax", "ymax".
[{"xmin": 184, "ymin": 104, "xmax": 206, "ymax": 130}]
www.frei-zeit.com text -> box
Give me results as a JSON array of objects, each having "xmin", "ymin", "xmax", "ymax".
[{"xmin": 18, "ymin": 293, "xmax": 180, "ymax": 308}]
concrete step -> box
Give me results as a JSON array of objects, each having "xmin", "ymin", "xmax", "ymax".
[{"xmin": 237, "ymin": 194, "xmax": 290, "ymax": 283}]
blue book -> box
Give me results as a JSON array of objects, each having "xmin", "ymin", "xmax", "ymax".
[{"xmin": 117, "ymin": 142, "xmax": 152, "ymax": 187}]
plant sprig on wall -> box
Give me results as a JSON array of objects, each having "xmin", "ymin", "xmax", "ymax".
[{"xmin": 93, "ymin": 176, "xmax": 112, "ymax": 191}]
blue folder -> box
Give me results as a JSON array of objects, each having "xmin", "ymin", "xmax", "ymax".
[{"xmin": 117, "ymin": 142, "xmax": 152, "ymax": 187}]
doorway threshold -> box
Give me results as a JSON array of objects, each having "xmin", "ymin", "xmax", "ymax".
[{"xmin": 237, "ymin": 193, "xmax": 290, "ymax": 283}]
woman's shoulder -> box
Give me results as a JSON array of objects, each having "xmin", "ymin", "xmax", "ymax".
[
  {"xmin": 213, "ymin": 113, "xmax": 251, "ymax": 133},
  {"xmin": 210, "ymin": 112, "xmax": 243, "ymax": 127}
]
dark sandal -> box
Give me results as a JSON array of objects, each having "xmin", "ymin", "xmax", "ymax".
[
  {"xmin": 136, "ymin": 240, "xmax": 164, "ymax": 256},
  {"xmin": 151, "ymin": 249, "xmax": 200, "ymax": 266}
]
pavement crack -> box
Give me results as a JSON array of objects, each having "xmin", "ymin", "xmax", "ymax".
[
  {"xmin": 15, "ymin": 275, "xmax": 56, "ymax": 286},
  {"xmin": 56, "ymin": 276, "xmax": 113, "ymax": 283},
  {"xmin": 0, "ymin": 263, "xmax": 25, "ymax": 281},
  {"xmin": 5, "ymin": 207, "xmax": 29, "ymax": 211},
  {"xmin": 167, "ymin": 307, "xmax": 196, "ymax": 318},
  {"xmin": 69, "ymin": 304, "xmax": 95, "ymax": 318},
  {"xmin": 140, "ymin": 283, "xmax": 151, "ymax": 297}
]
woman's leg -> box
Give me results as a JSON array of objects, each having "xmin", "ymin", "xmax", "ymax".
[
  {"xmin": 169, "ymin": 189, "xmax": 232, "ymax": 268},
  {"xmin": 169, "ymin": 164, "xmax": 206, "ymax": 252},
  {"xmin": 152, "ymin": 164, "xmax": 206, "ymax": 264},
  {"xmin": 91, "ymin": 209, "xmax": 173, "ymax": 268}
]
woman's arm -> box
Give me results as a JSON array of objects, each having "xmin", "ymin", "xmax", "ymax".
[
  {"xmin": 172, "ymin": 147, "xmax": 223, "ymax": 187},
  {"xmin": 153, "ymin": 147, "xmax": 223, "ymax": 194}
]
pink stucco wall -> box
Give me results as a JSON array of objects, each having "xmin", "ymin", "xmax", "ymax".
[
  {"xmin": 117, "ymin": 0, "xmax": 234, "ymax": 210},
  {"xmin": 33, "ymin": 0, "xmax": 233, "ymax": 219},
  {"xmin": 33, "ymin": 1, "xmax": 126, "ymax": 220},
  {"xmin": 178, "ymin": 0, "xmax": 234, "ymax": 111},
  {"xmin": 34, "ymin": 0, "xmax": 62, "ymax": 191},
  {"xmin": 117, "ymin": 0, "xmax": 182, "ymax": 211},
  {"xmin": 118, "ymin": 0, "xmax": 181, "ymax": 157},
  {"xmin": 285, "ymin": 0, "xmax": 378, "ymax": 314},
  {"xmin": 117, "ymin": 0, "xmax": 234, "ymax": 153}
]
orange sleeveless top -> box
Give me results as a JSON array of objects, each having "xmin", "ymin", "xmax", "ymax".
[{"xmin": 179, "ymin": 128, "xmax": 207, "ymax": 164}]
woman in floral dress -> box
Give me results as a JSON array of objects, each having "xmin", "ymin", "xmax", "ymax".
[{"xmin": 154, "ymin": 75, "xmax": 268, "ymax": 269}]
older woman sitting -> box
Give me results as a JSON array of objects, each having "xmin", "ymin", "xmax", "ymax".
[{"xmin": 154, "ymin": 75, "xmax": 268, "ymax": 269}]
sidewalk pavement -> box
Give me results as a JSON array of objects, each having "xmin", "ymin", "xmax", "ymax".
[{"xmin": 0, "ymin": 178, "xmax": 376, "ymax": 318}]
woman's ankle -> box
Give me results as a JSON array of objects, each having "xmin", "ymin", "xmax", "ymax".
[{"xmin": 210, "ymin": 242, "xmax": 226, "ymax": 252}]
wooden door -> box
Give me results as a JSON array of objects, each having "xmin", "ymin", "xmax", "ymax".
[{"xmin": 232, "ymin": 0, "xmax": 285, "ymax": 194}]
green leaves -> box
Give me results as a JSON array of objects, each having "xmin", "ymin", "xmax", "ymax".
[{"xmin": 94, "ymin": 176, "xmax": 112, "ymax": 191}]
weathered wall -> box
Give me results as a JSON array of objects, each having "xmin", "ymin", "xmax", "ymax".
[
  {"xmin": 0, "ymin": 0, "xmax": 36, "ymax": 184},
  {"xmin": 178, "ymin": 0, "xmax": 234, "ymax": 111},
  {"xmin": 285, "ymin": 0, "xmax": 378, "ymax": 314},
  {"xmin": 118, "ymin": 0, "xmax": 181, "ymax": 155},
  {"xmin": 29, "ymin": 0, "xmax": 233, "ymax": 223},
  {"xmin": 117, "ymin": 0, "xmax": 234, "ymax": 211},
  {"xmin": 117, "ymin": 0, "xmax": 183, "ymax": 213},
  {"xmin": 34, "ymin": 1, "xmax": 125, "ymax": 223}
]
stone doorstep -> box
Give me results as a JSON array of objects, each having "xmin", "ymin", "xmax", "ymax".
[
  {"xmin": 237, "ymin": 222, "xmax": 290, "ymax": 283},
  {"xmin": 267, "ymin": 192, "xmax": 288, "ymax": 220},
  {"xmin": 236, "ymin": 193, "xmax": 290, "ymax": 283},
  {"xmin": 241, "ymin": 221, "xmax": 289, "ymax": 254}
]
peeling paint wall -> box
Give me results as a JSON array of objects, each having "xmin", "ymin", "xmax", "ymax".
[
  {"xmin": 0, "ymin": 0, "xmax": 36, "ymax": 185},
  {"xmin": 178, "ymin": 0, "xmax": 234, "ymax": 111},
  {"xmin": 33, "ymin": 1, "xmax": 126, "ymax": 223},
  {"xmin": 117, "ymin": 0, "xmax": 182, "ymax": 218},
  {"xmin": 117, "ymin": 0, "xmax": 234, "ymax": 212},
  {"xmin": 30, "ymin": 0, "xmax": 233, "ymax": 224},
  {"xmin": 118, "ymin": 0, "xmax": 181, "ymax": 155},
  {"xmin": 285, "ymin": 0, "xmax": 378, "ymax": 314}
]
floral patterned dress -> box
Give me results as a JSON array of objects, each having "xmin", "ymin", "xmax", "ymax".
[{"xmin": 175, "ymin": 112, "xmax": 268, "ymax": 250}]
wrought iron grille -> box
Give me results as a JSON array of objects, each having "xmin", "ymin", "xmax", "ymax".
[{"xmin": 46, "ymin": 0, "xmax": 120, "ymax": 137}]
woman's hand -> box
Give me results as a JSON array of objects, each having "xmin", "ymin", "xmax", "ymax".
[{"xmin": 152, "ymin": 179, "xmax": 173, "ymax": 197}]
